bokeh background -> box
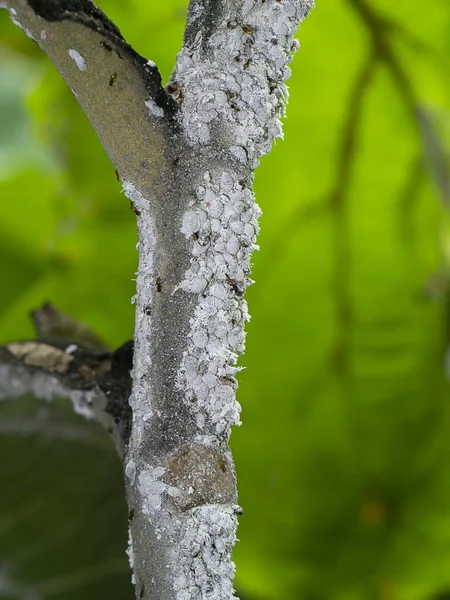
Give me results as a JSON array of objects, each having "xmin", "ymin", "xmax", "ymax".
[{"xmin": 1, "ymin": 1, "xmax": 450, "ymax": 599}]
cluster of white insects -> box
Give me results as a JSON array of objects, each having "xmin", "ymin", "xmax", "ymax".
[
  {"xmin": 177, "ymin": 170, "xmax": 260, "ymax": 440},
  {"xmin": 174, "ymin": 0, "xmax": 311, "ymax": 443},
  {"xmin": 173, "ymin": 505, "xmax": 238, "ymax": 600}
]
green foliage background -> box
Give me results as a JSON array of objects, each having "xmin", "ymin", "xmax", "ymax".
[{"xmin": 1, "ymin": 1, "xmax": 450, "ymax": 599}]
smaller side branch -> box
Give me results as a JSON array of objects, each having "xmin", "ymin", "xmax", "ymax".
[{"xmin": 0, "ymin": 0, "xmax": 177, "ymax": 186}]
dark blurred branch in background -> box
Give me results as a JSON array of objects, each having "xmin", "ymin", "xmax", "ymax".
[{"xmin": 0, "ymin": 303, "xmax": 132, "ymax": 454}]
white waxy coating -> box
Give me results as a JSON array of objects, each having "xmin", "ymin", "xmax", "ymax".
[
  {"xmin": 126, "ymin": 530, "xmax": 136, "ymax": 584},
  {"xmin": 177, "ymin": 170, "xmax": 259, "ymax": 438},
  {"xmin": 122, "ymin": 181, "xmax": 157, "ymax": 444},
  {"xmin": 145, "ymin": 98, "xmax": 164, "ymax": 118},
  {"xmin": 68, "ymin": 49, "xmax": 87, "ymax": 71},
  {"xmin": 174, "ymin": 0, "xmax": 313, "ymax": 168},
  {"xmin": 173, "ymin": 506, "xmax": 238, "ymax": 600}
]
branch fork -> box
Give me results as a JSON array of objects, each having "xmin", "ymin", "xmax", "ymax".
[{"xmin": 0, "ymin": 1, "xmax": 313, "ymax": 598}]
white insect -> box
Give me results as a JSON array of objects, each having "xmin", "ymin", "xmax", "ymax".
[{"xmin": 68, "ymin": 49, "xmax": 87, "ymax": 71}]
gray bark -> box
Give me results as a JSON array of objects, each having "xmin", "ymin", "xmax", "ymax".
[{"xmin": 0, "ymin": 0, "xmax": 314, "ymax": 598}]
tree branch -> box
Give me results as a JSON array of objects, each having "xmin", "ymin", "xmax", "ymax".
[
  {"xmin": 123, "ymin": 1, "xmax": 313, "ymax": 598},
  {"xmin": 0, "ymin": 1, "xmax": 314, "ymax": 598},
  {"xmin": 0, "ymin": 0, "xmax": 176, "ymax": 188}
]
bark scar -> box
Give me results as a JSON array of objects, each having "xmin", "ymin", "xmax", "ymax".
[{"xmin": 160, "ymin": 444, "xmax": 237, "ymax": 511}]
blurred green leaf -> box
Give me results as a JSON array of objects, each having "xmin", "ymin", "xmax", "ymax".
[{"xmin": 0, "ymin": 49, "xmax": 53, "ymax": 179}]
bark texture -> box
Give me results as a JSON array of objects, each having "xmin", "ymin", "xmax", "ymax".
[{"xmin": 0, "ymin": 0, "xmax": 313, "ymax": 598}]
